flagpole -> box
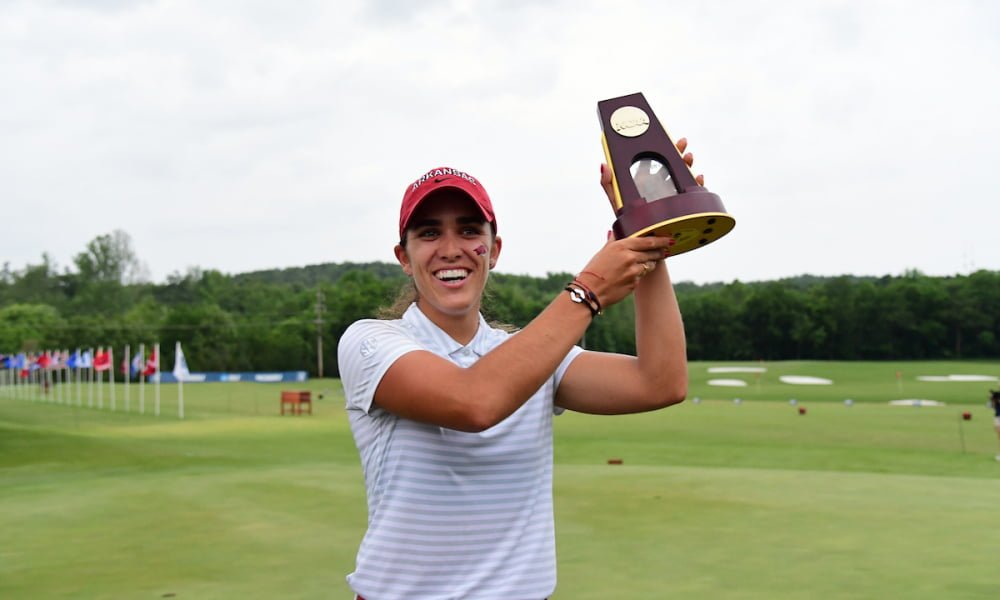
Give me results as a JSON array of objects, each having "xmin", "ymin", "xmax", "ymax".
[
  {"xmin": 40, "ymin": 352, "xmax": 47, "ymax": 402},
  {"xmin": 59, "ymin": 353, "xmax": 65, "ymax": 404},
  {"xmin": 124, "ymin": 344, "xmax": 130, "ymax": 413},
  {"xmin": 74, "ymin": 351, "xmax": 79, "ymax": 406},
  {"xmin": 175, "ymin": 341, "xmax": 185, "ymax": 420},
  {"xmin": 29, "ymin": 356, "xmax": 35, "ymax": 402},
  {"xmin": 32, "ymin": 357, "xmax": 38, "ymax": 402},
  {"xmin": 139, "ymin": 343, "xmax": 145, "ymax": 415},
  {"xmin": 88, "ymin": 348, "xmax": 94, "ymax": 409},
  {"xmin": 56, "ymin": 352, "xmax": 62, "ymax": 404},
  {"xmin": 109, "ymin": 347, "xmax": 116, "ymax": 412},
  {"xmin": 45, "ymin": 350, "xmax": 53, "ymax": 404},
  {"xmin": 46, "ymin": 352, "xmax": 52, "ymax": 402},
  {"xmin": 48, "ymin": 352, "xmax": 54, "ymax": 402},
  {"xmin": 98, "ymin": 347, "xmax": 104, "ymax": 410},
  {"xmin": 60, "ymin": 359, "xmax": 66, "ymax": 405},
  {"xmin": 42, "ymin": 354, "xmax": 48, "ymax": 402},
  {"xmin": 77, "ymin": 351, "xmax": 83, "ymax": 407},
  {"xmin": 63, "ymin": 356, "xmax": 69, "ymax": 405},
  {"xmin": 154, "ymin": 342, "xmax": 161, "ymax": 418}
]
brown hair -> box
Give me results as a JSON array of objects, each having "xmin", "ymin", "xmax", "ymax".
[{"xmin": 376, "ymin": 279, "xmax": 419, "ymax": 320}]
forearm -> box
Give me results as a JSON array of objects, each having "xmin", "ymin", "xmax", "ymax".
[
  {"xmin": 633, "ymin": 260, "xmax": 688, "ymax": 400},
  {"xmin": 464, "ymin": 292, "xmax": 591, "ymax": 421}
]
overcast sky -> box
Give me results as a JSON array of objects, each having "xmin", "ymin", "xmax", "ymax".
[{"xmin": 3, "ymin": 0, "xmax": 998, "ymax": 285}]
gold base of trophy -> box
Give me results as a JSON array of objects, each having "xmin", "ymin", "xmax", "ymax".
[{"xmin": 612, "ymin": 189, "xmax": 735, "ymax": 256}]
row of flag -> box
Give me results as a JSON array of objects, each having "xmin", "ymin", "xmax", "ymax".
[
  {"xmin": 2, "ymin": 342, "xmax": 190, "ymax": 419},
  {"xmin": 0, "ymin": 348, "xmax": 159, "ymax": 379}
]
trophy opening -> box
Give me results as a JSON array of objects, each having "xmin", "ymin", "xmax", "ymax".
[{"xmin": 630, "ymin": 155, "xmax": 677, "ymax": 203}]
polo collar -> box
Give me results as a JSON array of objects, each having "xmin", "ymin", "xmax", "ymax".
[{"xmin": 402, "ymin": 303, "xmax": 491, "ymax": 358}]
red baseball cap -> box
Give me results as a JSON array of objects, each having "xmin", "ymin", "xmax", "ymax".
[{"xmin": 398, "ymin": 167, "xmax": 497, "ymax": 239}]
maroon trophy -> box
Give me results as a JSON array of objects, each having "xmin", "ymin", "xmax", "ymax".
[{"xmin": 598, "ymin": 92, "xmax": 734, "ymax": 255}]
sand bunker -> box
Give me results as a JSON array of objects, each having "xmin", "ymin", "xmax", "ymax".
[
  {"xmin": 708, "ymin": 379, "xmax": 748, "ymax": 387},
  {"xmin": 779, "ymin": 375, "xmax": 833, "ymax": 385},
  {"xmin": 916, "ymin": 374, "xmax": 998, "ymax": 382},
  {"xmin": 707, "ymin": 366, "xmax": 767, "ymax": 373},
  {"xmin": 889, "ymin": 399, "xmax": 946, "ymax": 407}
]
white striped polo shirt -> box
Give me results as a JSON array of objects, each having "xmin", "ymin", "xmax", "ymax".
[{"xmin": 338, "ymin": 303, "xmax": 582, "ymax": 600}]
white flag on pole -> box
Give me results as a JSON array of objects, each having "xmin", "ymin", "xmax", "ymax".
[
  {"xmin": 173, "ymin": 341, "xmax": 187, "ymax": 420},
  {"xmin": 173, "ymin": 341, "xmax": 190, "ymax": 382}
]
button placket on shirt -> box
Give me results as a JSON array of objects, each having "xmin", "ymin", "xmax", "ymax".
[{"xmin": 452, "ymin": 347, "xmax": 477, "ymax": 368}]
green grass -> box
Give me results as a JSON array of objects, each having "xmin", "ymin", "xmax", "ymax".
[{"xmin": 2, "ymin": 361, "xmax": 999, "ymax": 599}]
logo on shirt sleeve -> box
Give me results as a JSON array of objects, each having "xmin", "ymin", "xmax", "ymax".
[{"xmin": 360, "ymin": 337, "xmax": 378, "ymax": 358}]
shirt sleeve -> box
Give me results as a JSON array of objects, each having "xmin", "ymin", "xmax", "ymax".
[
  {"xmin": 551, "ymin": 345, "xmax": 584, "ymax": 415},
  {"xmin": 337, "ymin": 319, "xmax": 423, "ymax": 414}
]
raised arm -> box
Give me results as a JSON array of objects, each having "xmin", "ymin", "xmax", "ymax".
[
  {"xmin": 555, "ymin": 140, "xmax": 700, "ymax": 414},
  {"xmin": 372, "ymin": 237, "xmax": 672, "ymax": 432},
  {"xmin": 553, "ymin": 255, "xmax": 687, "ymax": 414}
]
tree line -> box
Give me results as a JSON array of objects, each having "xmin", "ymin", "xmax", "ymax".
[{"xmin": 2, "ymin": 231, "xmax": 998, "ymax": 376}]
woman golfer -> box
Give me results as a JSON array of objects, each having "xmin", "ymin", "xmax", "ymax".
[{"xmin": 338, "ymin": 148, "xmax": 697, "ymax": 599}]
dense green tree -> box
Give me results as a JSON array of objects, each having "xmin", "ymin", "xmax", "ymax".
[
  {"xmin": 3, "ymin": 231, "xmax": 999, "ymax": 372},
  {"xmin": 160, "ymin": 303, "xmax": 243, "ymax": 371},
  {"xmin": 0, "ymin": 304, "xmax": 65, "ymax": 351},
  {"xmin": 681, "ymin": 284, "xmax": 751, "ymax": 360},
  {"xmin": 73, "ymin": 230, "xmax": 147, "ymax": 285}
]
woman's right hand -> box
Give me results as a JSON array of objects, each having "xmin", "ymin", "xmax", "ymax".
[{"xmin": 576, "ymin": 233, "xmax": 673, "ymax": 309}]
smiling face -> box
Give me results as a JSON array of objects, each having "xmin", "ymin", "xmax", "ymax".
[{"xmin": 394, "ymin": 190, "xmax": 501, "ymax": 333}]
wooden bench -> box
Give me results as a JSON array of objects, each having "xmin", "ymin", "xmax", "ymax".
[{"xmin": 280, "ymin": 390, "xmax": 312, "ymax": 415}]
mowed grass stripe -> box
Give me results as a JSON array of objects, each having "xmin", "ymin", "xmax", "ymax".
[
  {"xmin": 556, "ymin": 401, "xmax": 999, "ymax": 478},
  {"xmin": 555, "ymin": 465, "xmax": 1000, "ymax": 599},
  {"xmin": 1, "ymin": 463, "xmax": 366, "ymax": 599}
]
